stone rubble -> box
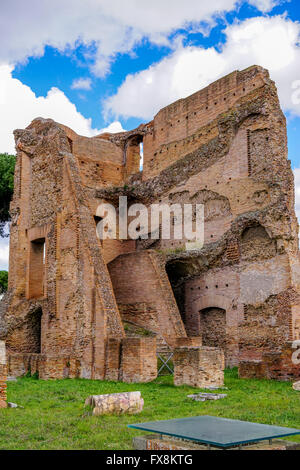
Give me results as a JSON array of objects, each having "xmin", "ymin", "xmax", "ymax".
[
  {"xmin": 293, "ymin": 381, "xmax": 300, "ymax": 391},
  {"xmin": 187, "ymin": 393, "xmax": 227, "ymax": 401}
]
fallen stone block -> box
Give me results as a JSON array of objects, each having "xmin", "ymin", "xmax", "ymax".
[
  {"xmin": 293, "ymin": 381, "xmax": 300, "ymax": 391},
  {"xmin": 85, "ymin": 391, "xmax": 144, "ymax": 416},
  {"xmin": 187, "ymin": 393, "xmax": 227, "ymax": 402},
  {"xmin": 7, "ymin": 402, "xmax": 23, "ymax": 408}
]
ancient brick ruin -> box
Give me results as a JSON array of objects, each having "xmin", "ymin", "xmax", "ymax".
[
  {"xmin": 0, "ymin": 341, "xmax": 7, "ymax": 407},
  {"xmin": 1, "ymin": 65, "xmax": 300, "ymax": 382}
]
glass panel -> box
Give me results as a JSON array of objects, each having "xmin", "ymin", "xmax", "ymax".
[{"xmin": 128, "ymin": 416, "xmax": 300, "ymax": 448}]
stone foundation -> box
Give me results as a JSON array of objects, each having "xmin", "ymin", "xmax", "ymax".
[
  {"xmin": 7, "ymin": 336, "xmax": 158, "ymax": 384},
  {"xmin": 133, "ymin": 435, "xmax": 300, "ymax": 451},
  {"xmin": 7, "ymin": 353, "xmax": 82, "ymax": 380},
  {"xmin": 239, "ymin": 342, "xmax": 300, "ymax": 381},
  {"xmin": 0, "ymin": 341, "xmax": 7, "ymax": 408},
  {"xmin": 173, "ymin": 346, "xmax": 224, "ymax": 388}
]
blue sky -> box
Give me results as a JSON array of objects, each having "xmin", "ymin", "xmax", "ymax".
[{"xmin": 0, "ymin": 0, "xmax": 300, "ymax": 268}]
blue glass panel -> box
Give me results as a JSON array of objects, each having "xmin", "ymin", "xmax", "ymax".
[{"xmin": 128, "ymin": 416, "xmax": 300, "ymax": 448}]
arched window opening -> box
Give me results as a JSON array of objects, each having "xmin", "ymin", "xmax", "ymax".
[{"xmin": 125, "ymin": 135, "xmax": 144, "ymax": 175}]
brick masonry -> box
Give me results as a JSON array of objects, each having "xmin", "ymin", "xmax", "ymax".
[
  {"xmin": 0, "ymin": 341, "xmax": 7, "ymax": 408},
  {"xmin": 173, "ymin": 346, "xmax": 225, "ymax": 388},
  {"xmin": 1, "ymin": 65, "xmax": 300, "ymax": 382},
  {"xmin": 239, "ymin": 342, "xmax": 300, "ymax": 381},
  {"xmin": 121, "ymin": 338, "xmax": 157, "ymax": 383},
  {"xmin": 7, "ymin": 337, "xmax": 158, "ymax": 383},
  {"xmin": 133, "ymin": 435, "xmax": 300, "ymax": 451}
]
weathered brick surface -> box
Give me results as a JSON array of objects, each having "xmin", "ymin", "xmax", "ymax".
[
  {"xmin": 121, "ymin": 338, "xmax": 157, "ymax": 383},
  {"xmin": 173, "ymin": 346, "xmax": 225, "ymax": 388},
  {"xmin": 239, "ymin": 342, "xmax": 300, "ymax": 381},
  {"xmin": 108, "ymin": 251, "xmax": 186, "ymax": 348},
  {"xmin": 105, "ymin": 338, "xmax": 122, "ymax": 381},
  {"xmin": 133, "ymin": 435, "xmax": 300, "ymax": 451},
  {"xmin": 1, "ymin": 65, "xmax": 300, "ymax": 382},
  {"xmin": 0, "ymin": 341, "xmax": 7, "ymax": 407}
]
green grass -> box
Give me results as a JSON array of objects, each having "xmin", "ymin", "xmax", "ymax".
[{"xmin": 0, "ymin": 369, "xmax": 299, "ymax": 450}]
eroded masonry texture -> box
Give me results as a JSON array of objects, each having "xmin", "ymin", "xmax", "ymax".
[
  {"xmin": 0, "ymin": 341, "xmax": 7, "ymax": 407},
  {"xmin": 1, "ymin": 66, "xmax": 300, "ymax": 382}
]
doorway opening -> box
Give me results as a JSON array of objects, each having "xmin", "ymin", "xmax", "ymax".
[{"xmin": 199, "ymin": 307, "xmax": 226, "ymax": 350}]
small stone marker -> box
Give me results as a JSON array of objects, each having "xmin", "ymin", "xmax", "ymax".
[
  {"xmin": 293, "ymin": 381, "xmax": 300, "ymax": 391},
  {"xmin": 85, "ymin": 391, "xmax": 144, "ymax": 416},
  {"xmin": 187, "ymin": 393, "xmax": 227, "ymax": 402}
]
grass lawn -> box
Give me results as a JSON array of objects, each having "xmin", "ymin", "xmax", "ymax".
[{"xmin": 0, "ymin": 368, "xmax": 299, "ymax": 450}]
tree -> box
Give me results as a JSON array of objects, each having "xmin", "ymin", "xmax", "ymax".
[
  {"xmin": 0, "ymin": 271, "xmax": 8, "ymax": 294},
  {"xmin": 0, "ymin": 153, "xmax": 16, "ymax": 237}
]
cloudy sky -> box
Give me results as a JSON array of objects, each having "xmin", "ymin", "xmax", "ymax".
[{"xmin": 0, "ymin": 0, "xmax": 300, "ymax": 269}]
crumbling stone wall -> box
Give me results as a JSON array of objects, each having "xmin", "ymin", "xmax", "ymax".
[{"xmin": 2, "ymin": 65, "xmax": 300, "ymax": 382}]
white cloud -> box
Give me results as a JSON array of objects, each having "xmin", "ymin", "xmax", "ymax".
[
  {"xmin": 71, "ymin": 77, "xmax": 92, "ymax": 90},
  {"xmin": 98, "ymin": 121, "xmax": 125, "ymax": 134},
  {"xmin": 0, "ymin": 65, "xmax": 124, "ymax": 154},
  {"xmin": 0, "ymin": 1, "xmax": 281, "ymax": 78},
  {"xmin": 248, "ymin": 0, "xmax": 288, "ymax": 12},
  {"xmin": 0, "ymin": 238, "xmax": 9, "ymax": 271},
  {"xmin": 104, "ymin": 15, "xmax": 300, "ymax": 120},
  {"xmin": 294, "ymin": 168, "xmax": 300, "ymax": 222}
]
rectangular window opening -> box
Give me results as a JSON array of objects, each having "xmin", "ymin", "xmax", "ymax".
[
  {"xmin": 139, "ymin": 142, "xmax": 144, "ymax": 172},
  {"xmin": 28, "ymin": 238, "xmax": 46, "ymax": 299}
]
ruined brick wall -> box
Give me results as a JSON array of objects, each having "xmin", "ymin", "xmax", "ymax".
[
  {"xmin": 3, "ymin": 65, "xmax": 300, "ymax": 382},
  {"xmin": 142, "ymin": 67, "xmax": 266, "ymax": 179},
  {"xmin": 5, "ymin": 119, "xmax": 125, "ymax": 380},
  {"xmin": 108, "ymin": 250, "xmax": 186, "ymax": 348},
  {"xmin": 121, "ymin": 337, "xmax": 157, "ymax": 383},
  {"xmin": 0, "ymin": 341, "xmax": 7, "ymax": 407},
  {"xmin": 239, "ymin": 342, "xmax": 300, "ymax": 381}
]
